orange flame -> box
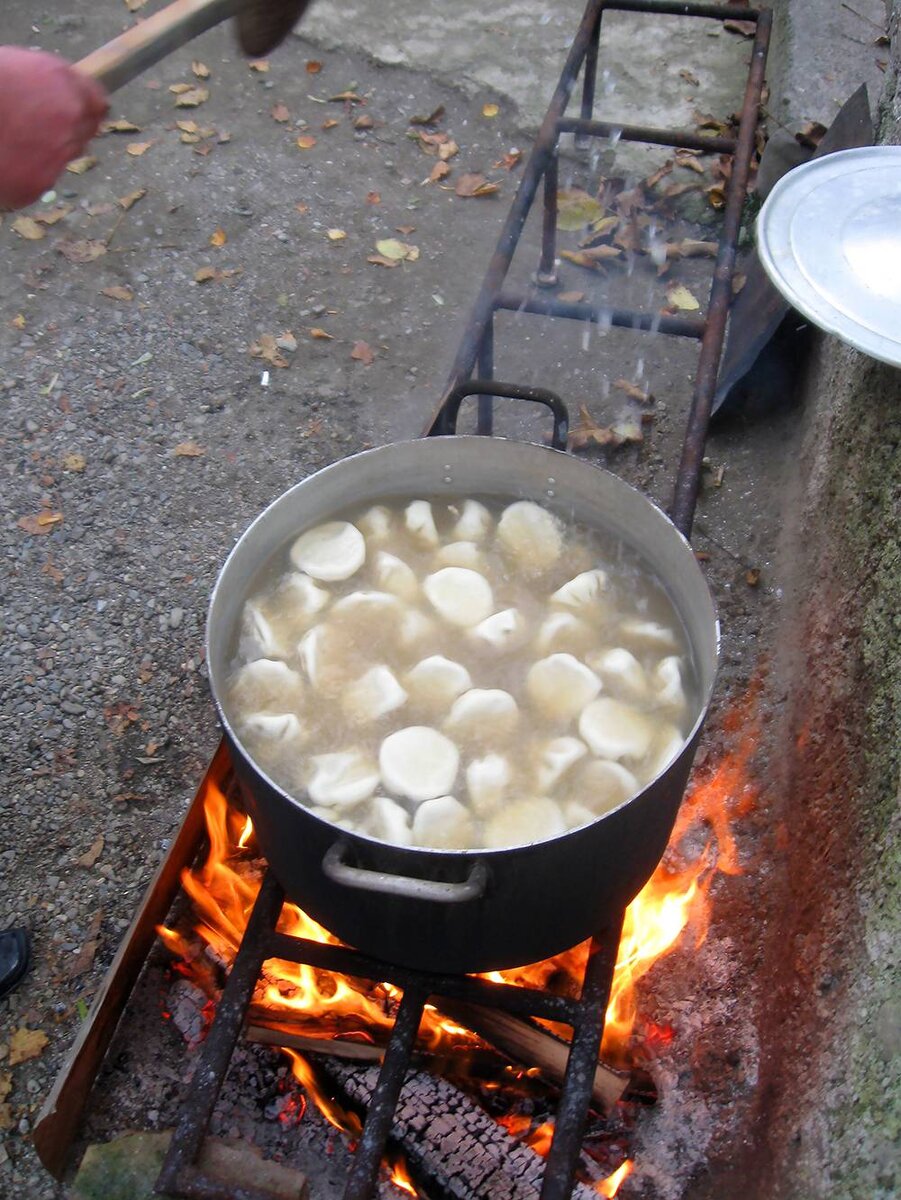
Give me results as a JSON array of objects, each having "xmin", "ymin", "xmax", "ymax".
[
  {"xmin": 596, "ymin": 1160, "xmax": 634, "ymax": 1197},
  {"xmin": 385, "ymin": 1150, "xmax": 420, "ymax": 1196},
  {"xmin": 158, "ymin": 681, "xmax": 760, "ymax": 1163}
]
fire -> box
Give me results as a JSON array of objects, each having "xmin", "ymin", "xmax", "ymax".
[
  {"xmin": 158, "ymin": 683, "xmax": 760, "ymax": 1186},
  {"xmin": 385, "ymin": 1150, "xmax": 419, "ymax": 1196},
  {"xmin": 596, "ymin": 1160, "xmax": 634, "ymax": 1197}
]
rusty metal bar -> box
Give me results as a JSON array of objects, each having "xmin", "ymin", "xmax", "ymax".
[
  {"xmin": 537, "ymin": 148, "xmax": 561, "ymax": 286},
  {"xmin": 605, "ymin": 0, "xmax": 760, "ymax": 18},
  {"xmin": 670, "ymin": 8, "xmax": 772, "ymax": 535},
  {"xmin": 539, "ymin": 913, "xmax": 625, "ymax": 1200},
  {"xmin": 495, "ymin": 290, "xmax": 706, "ymax": 339},
  {"xmin": 576, "ymin": 5, "xmax": 602, "ymax": 149},
  {"xmin": 155, "ymin": 873, "xmax": 286, "ymax": 1200},
  {"xmin": 423, "ymin": 0, "xmax": 606, "ymax": 435},
  {"xmin": 342, "ymin": 988, "xmax": 427, "ymax": 1200},
  {"xmin": 477, "ymin": 317, "xmax": 495, "ymax": 434},
  {"xmin": 558, "ymin": 115, "xmax": 737, "ymax": 154}
]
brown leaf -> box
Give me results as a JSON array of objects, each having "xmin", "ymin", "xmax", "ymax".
[
  {"xmin": 17, "ymin": 511, "xmax": 63, "ymax": 535},
  {"xmin": 194, "ymin": 266, "xmax": 218, "ymax": 283},
  {"xmin": 674, "ymin": 149, "xmax": 706, "ymax": 175},
  {"xmin": 329, "ymin": 91, "xmax": 363, "ymax": 103},
  {"xmin": 62, "ymin": 452, "xmax": 86, "ymax": 472},
  {"xmin": 745, "ymin": 567, "xmax": 761, "ymax": 587},
  {"xmin": 295, "ymin": 202, "xmax": 310, "ymax": 214},
  {"xmin": 557, "ymin": 291, "xmax": 585, "ymax": 303},
  {"xmin": 192, "ymin": 60, "xmax": 211, "ymax": 79},
  {"xmin": 426, "ymin": 162, "xmax": 450, "ymax": 184},
  {"xmin": 75, "ymin": 835, "xmax": 104, "ymax": 869},
  {"xmin": 126, "ymin": 140, "xmax": 155, "ymax": 156},
  {"xmin": 271, "ymin": 102, "xmax": 291, "ymax": 122},
  {"xmin": 569, "ymin": 406, "xmax": 643, "ymax": 451},
  {"xmin": 679, "ymin": 68, "xmax": 700, "ymax": 86},
  {"xmin": 249, "ymin": 334, "xmax": 289, "ymax": 368},
  {"xmin": 666, "ymin": 238, "xmax": 718, "ymax": 260},
  {"xmin": 724, "ymin": 18, "xmax": 756, "ymax": 37},
  {"xmin": 354, "ymin": 115, "xmax": 375, "ymax": 131},
  {"xmin": 174, "ymin": 441, "xmax": 205, "ymax": 457},
  {"xmin": 9, "ymin": 1027, "xmax": 49, "ymax": 1066},
  {"xmin": 169, "ymin": 83, "xmax": 193, "ymax": 94},
  {"xmin": 101, "ymin": 286, "xmax": 134, "ymax": 302},
  {"xmin": 494, "ymin": 148, "xmax": 523, "ymax": 171},
  {"xmin": 365, "ymin": 191, "xmax": 381, "ymax": 205},
  {"xmin": 613, "ymin": 378, "xmax": 654, "ymax": 405},
  {"xmin": 705, "ymin": 183, "xmax": 726, "ymax": 210},
  {"xmin": 482, "ymin": 102, "xmax": 500, "ymax": 118},
  {"xmin": 66, "ymin": 155, "xmax": 97, "ymax": 175},
  {"xmin": 396, "ymin": 224, "xmax": 416, "ymax": 235},
  {"xmin": 367, "ymin": 254, "xmax": 400, "ymax": 268},
  {"xmin": 0, "ymin": 1074, "xmax": 10, "ymax": 1103},
  {"xmin": 36, "ymin": 205, "xmax": 73, "ymax": 225},
  {"xmin": 665, "ymin": 283, "xmax": 701, "ymax": 311},
  {"xmin": 118, "ymin": 187, "xmax": 147, "ymax": 210},
  {"xmin": 209, "ymin": 227, "xmax": 227, "ymax": 248},
  {"xmin": 438, "ymin": 139, "xmax": 459, "ymax": 162},
  {"xmin": 455, "ymin": 173, "xmax": 498, "ymax": 198},
  {"xmin": 248, "ymin": 59, "xmax": 270, "ymax": 73},
  {"xmin": 305, "ymin": 60, "xmax": 322, "ymax": 74},
  {"xmin": 309, "ymin": 327, "xmax": 334, "ymax": 339},
  {"xmin": 795, "ymin": 120, "xmax": 827, "ymax": 150},
  {"xmin": 101, "ymin": 118, "xmax": 140, "ymax": 134},
  {"xmin": 66, "ymin": 910, "xmax": 103, "ymax": 978},
  {"xmin": 409, "ymin": 105, "xmax": 445, "ymax": 126},
  {"xmin": 560, "ymin": 245, "xmax": 623, "ymax": 271},
  {"xmin": 322, "ymin": 118, "xmax": 340, "ymax": 130},
  {"xmin": 10, "ymin": 314, "xmax": 26, "ymax": 329},
  {"xmin": 296, "ymin": 135, "xmax": 318, "ymax": 150},
  {"xmin": 643, "ymin": 160, "xmax": 674, "ymax": 190},
  {"xmin": 351, "ymin": 340, "xmax": 375, "ymax": 365},
  {"xmin": 57, "ymin": 239, "xmax": 108, "ymax": 264},
  {"xmin": 556, "ymin": 188, "xmax": 605, "ymax": 231},
  {"xmin": 175, "ymin": 87, "xmax": 209, "ymax": 108},
  {"xmin": 11, "ymin": 216, "xmax": 45, "ymax": 241},
  {"xmin": 327, "ymin": 228, "xmax": 347, "ymax": 241},
  {"xmin": 124, "ymin": 0, "xmax": 148, "ymax": 10},
  {"xmin": 661, "ymin": 181, "xmax": 701, "ymax": 199}
]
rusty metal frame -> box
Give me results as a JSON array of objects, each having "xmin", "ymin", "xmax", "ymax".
[
  {"xmin": 155, "ymin": 2, "xmax": 772, "ymax": 1197},
  {"xmin": 424, "ymin": 0, "xmax": 773, "ymax": 541}
]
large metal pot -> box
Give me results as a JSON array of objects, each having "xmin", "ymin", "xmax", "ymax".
[{"xmin": 207, "ymin": 412, "xmax": 718, "ymax": 974}]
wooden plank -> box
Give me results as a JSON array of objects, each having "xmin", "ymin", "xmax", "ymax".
[
  {"xmin": 31, "ymin": 740, "xmax": 228, "ymax": 1179},
  {"xmin": 75, "ymin": 0, "xmax": 241, "ymax": 93}
]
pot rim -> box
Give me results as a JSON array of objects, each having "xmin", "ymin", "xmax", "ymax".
[{"xmin": 207, "ymin": 435, "xmax": 720, "ymax": 859}]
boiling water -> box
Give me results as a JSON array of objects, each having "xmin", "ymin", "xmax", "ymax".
[{"xmin": 222, "ymin": 497, "xmax": 697, "ymax": 850}]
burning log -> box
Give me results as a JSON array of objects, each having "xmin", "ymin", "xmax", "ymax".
[
  {"xmin": 244, "ymin": 999, "xmax": 636, "ymax": 1111},
  {"xmin": 322, "ymin": 1060, "xmax": 601, "ymax": 1200}
]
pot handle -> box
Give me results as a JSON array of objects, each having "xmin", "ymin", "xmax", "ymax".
[
  {"xmin": 322, "ymin": 843, "xmax": 489, "ymax": 904},
  {"xmin": 431, "ymin": 380, "xmax": 569, "ymax": 451}
]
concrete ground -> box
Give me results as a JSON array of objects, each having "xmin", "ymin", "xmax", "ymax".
[{"xmin": 0, "ymin": 1, "xmax": 896, "ymax": 1198}]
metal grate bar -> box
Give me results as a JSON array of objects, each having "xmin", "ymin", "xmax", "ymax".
[
  {"xmin": 557, "ymin": 116, "xmax": 737, "ymax": 154},
  {"xmin": 494, "ymin": 290, "xmax": 707, "ymax": 339}
]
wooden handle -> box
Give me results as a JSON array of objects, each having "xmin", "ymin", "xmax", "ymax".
[{"xmin": 74, "ymin": 0, "xmax": 242, "ymax": 93}]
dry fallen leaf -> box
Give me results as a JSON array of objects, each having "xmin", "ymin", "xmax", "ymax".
[
  {"xmin": 438, "ymin": 139, "xmax": 459, "ymax": 162},
  {"xmin": 569, "ymin": 406, "xmax": 643, "ymax": 451},
  {"xmin": 322, "ymin": 118, "xmax": 340, "ymax": 131},
  {"xmin": 351, "ymin": 340, "xmax": 375, "ymax": 365},
  {"xmin": 66, "ymin": 155, "xmax": 97, "ymax": 175},
  {"xmin": 365, "ymin": 191, "xmax": 381, "ymax": 205},
  {"xmin": 11, "ymin": 216, "xmax": 45, "ymax": 241},
  {"xmin": 675, "ymin": 149, "xmax": 706, "ymax": 175},
  {"xmin": 275, "ymin": 331, "xmax": 297, "ymax": 352},
  {"xmin": 192, "ymin": 60, "xmax": 211, "ymax": 79},
  {"xmin": 426, "ymin": 162, "xmax": 450, "ymax": 184},
  {"xmin": 374, "ymin": 238, "xmax": 419, "ymax": 262},
  {"xmin": 75, "ymin": 835, "xmax": 104, "ymax": 869},
  {"xmin": 557, "ymin": 291, "xmax": 585, "ymax": 303},
  {"xmin": 329, "ymin": 90, "xmax": 363, "ymax": 103},
  {"xmin": 745, "ymin": 567, "xmax": 761, "ymax": 587},
  {"xmin": 101, "ymin": 118, "xmax": 140, "ymax": 134},
  {"xmin": 248, "ymin": 59, "xmax": 270, "ymax": 73},
  {"xmin": 494, "ymin": 148, "xmax": 522, "ymax": 171},
  {"xmin": 9, "ymin": 1028, "xmax": 49, "ymax": 1067},
  {"xmin": 665, "ymin": 238, "xmax": 718, "ymax": 260},
  {"xmin": 174, "ymin": 441, "xmax": 205, "ymax": 457},
  {"xmin": 296, "ymin": 135, "xmax": 318, "ymax": 150},
  {"xmin": 556, "ymin": 188, "xmax": 605, "ymax": 232},
  {"xmin": 249, "ymin": 334, "xmax": 289, "ymax": 368},
  {"xmin": 271, "ymin": 102, "xmax": 290, "ymax": 123},
  {"xmin": 666, "ymin": 284, "xmax": 701, "ymax": 311},
  {"xmin": 10, "ymin": 314, "xmax": 26, "ymax": 329},
  {"xmin": 126, "ymin": 140, "xmax": 155, "ymax": 156},
  {"xmin": 175, "ymin": 87, "xmax": 209, "ymax": 108},
  {"xmin": 101, "ymin": 286, "xmax": 134, "ymax": 302},
  {"xmin": 679, "ymin": 68, "xmax": 700, "ymax": 86},
  {"xmin": 306, "ymin": 60, "xmax": 322, "ymax": 74},
  {"xmin": 482, "ymin": 102, "xmax": 500, "ymax": 118},
  {"xmin": 354, "ymin": 115, "xmax": 375, "ymax": 131},
  {"xmin": 124, "ymin": 0, "xmax": 148, "ymax": 11},
  {"xmin": 194, "ymin": 266, "xmax": 218, "ymax": 283},
  {"xmin": 62, "ymin": 452, "xmax": 86, "ymax": 472},
  {"xmin": 17, "ymin": 511, "xmax": 63, "ymax": 535},
  {"xmin": 209, "ymin": 227, "xmax": 227, "ymax": 248},
  {"xmin": 367, "ymin": 254, "xmax": 400, "ymax": 268},
  {"xmin": 36, "ymin": 205, "xmax": 72, "ymax": 225},
  {"xmin": 66, "ymin": 910, "xmax": 103, "ymax": 979},
  {"xmin": 327, "ymin": 229, "xmax": 347, "ymax": 241},
  {"xmin": 309, "ymin": 327, "xmax": 334, "ymax": 340},
  {"xmin": 724, "ymin": 18, "xmax": 756, "ymax": 37},
  {"xmin": 613, "ymin": 378, "xmax": 654, "ymax": 405},
  {"xmin": 455, "ymin": 173, "xmax": 499, "ymax": 198},
  {"xmin": 118, "ymin": 188, "xmax": 147, "ymax": 210},
  {"xmin": 560, "ymin": 245, "xmax": 623, "ymax": 271},
  {"xmin": 57, "ymin": 239, "xmax": 108, "ymax": 264}
]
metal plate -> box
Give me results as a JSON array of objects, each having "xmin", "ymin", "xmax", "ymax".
[{"xmin": 757, "ymin": 146, "xmax": 901, "ymax": 365}]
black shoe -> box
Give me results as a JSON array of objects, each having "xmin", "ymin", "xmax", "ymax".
[{"xmin": 0, "ymin": 928, "xmax": 30, "ymax": 1000}]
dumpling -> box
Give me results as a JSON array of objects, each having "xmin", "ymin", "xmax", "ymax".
[
  {"xmin": 526, "ymin": 654, "xmax": 601, "ymax": 722},
  {"xmin": 469, "ymin": 609, "xmax": 529, "ymax": 654},
  {"xmin": 466, "ymin": 754, "xmax": 512, "ymax": 817},
  {"xmin": 405, "ymin": 500, "xmax": 440, "ymax": 547},
  {"xmin": 445, "ymin": 689, "xmax": 519, "ymax": 740},
  {"xmin": 307, "ymin": 751, "xmax": 379, "ymax": 808},
  {"xmin": 290, "ymin": 521, "xmax": 366, "ymax": 582},
  {"xmin": 483, "ymin": 798, "xmax": 566, "ymax": 849},
  {"xmin": 586, "ymin": 647, "xmax": 648, "ymax": 703},
  {"xmin": 452, "ymin": 499, "xmax": 493, "ymax": 542},
  {"xmin": 380, "ymin": 726, "xmax": 460, "ymax": 801},
  {"xmin": 423, "ymin": 567, "xmax": 494, "ymax": 627},
  {"xmin": 412, "ymin": 796, "xmax": 476, "ymax": 849},
  {"xmin": 496, "ymin": 501, "xmax": 563, "ymax": 572},
  {"xmin": 578, "ymin": 697, "xmax": 654, "ymax": 761},
  {"xmin": 342, "ymin": 666, "xmax": 407, "ymax": 723},
  {"xmin": 404, "ymin": 656, "xmax": 472, "ymax": 710},
  {"xmin": 229, "ymin": 659, "xmax": 304, "ymax": 712}
]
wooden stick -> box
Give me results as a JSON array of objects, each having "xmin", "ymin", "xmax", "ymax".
[
  {"xmin": 246, "ymin": 1019, "xmax": 386, "ymax": 1063},
  {"xmin": 31, "ymin": 740, "xmax": 227, "ymax": 1179},
  {"xmin": 75, "ymin": 0, "xmax": 242, "ymax": 93}
]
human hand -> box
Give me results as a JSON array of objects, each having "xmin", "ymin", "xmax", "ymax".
[{"xmin": 0, "ymin": 47, "xmax": 108, "ymax": 210}]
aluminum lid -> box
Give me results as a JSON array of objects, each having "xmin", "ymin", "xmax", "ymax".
[{"xmin": 757, "ymin": 146, "xmax": 901, "ymax": 366}]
